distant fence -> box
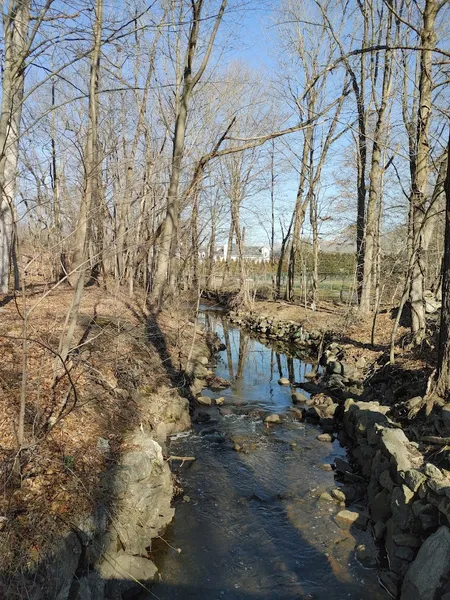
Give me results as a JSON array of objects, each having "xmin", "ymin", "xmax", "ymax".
[{"xmin": 202, "ymin": 273, "xmax": 357, "ymax": 303}]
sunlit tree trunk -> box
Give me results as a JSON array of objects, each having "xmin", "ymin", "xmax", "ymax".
[
  {"xmin": 409, "ymin": 0, "xmax": 439, "ymax": 343},
  {"xmin": 58, "ymin": 0, "xmax": 103, "ymax": 365},
  {"xmin": 0, "ymin": 1, "xmax": 31, "ymax": 293}
]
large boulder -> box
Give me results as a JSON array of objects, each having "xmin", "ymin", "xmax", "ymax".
[
  {"xmin": 401, "ymin": 526, "xmax": 450, "ymax": 600},
  {"xmin": 379, "ymin": 427, "xmax": 423, "ymax": 476},
  {"xmin": 97, "ymin": 433, "xmax": 173, "ymax": 592}
]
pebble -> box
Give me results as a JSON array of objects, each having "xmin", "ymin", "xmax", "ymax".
[
  {"xmin": 317, "ymin": 433, "xmax": 334, "ymax": 442},
  {"xmin": 319, "ymin": 464, "xmax": 333, "ymax": 472},
  {"xmin": 265, "ymin": 414, "xmax": 281, "ymax": 424},
  {"xmin": 197, "ymin": 396, "xmax": 212, "ymax": 406},
  {"xmin": 331, "ymin": 488, "xmax": 346, "ymax": 502}
]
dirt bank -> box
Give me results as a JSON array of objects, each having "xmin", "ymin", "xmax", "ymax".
[{"xmin": 0, "ymin": 286, "xmax": 210, "ymax": 599}]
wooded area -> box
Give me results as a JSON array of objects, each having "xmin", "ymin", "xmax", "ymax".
[{"xmin": 0, "ymin": 0, "xmax": 449, "ymax": 448}]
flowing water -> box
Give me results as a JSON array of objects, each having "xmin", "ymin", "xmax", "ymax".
[{"xmin": 146, "ymin": 306, "xmax": 387, "ymax": 600}]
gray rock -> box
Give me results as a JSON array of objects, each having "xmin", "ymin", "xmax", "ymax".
[
  {"xmin": 424, "ymin": 463, "xmax": 443, "ymax": 480},
  {"xmin": 401, "ymin": 469, "xmax": 426, "ymax": 493},
  {"xmin": 356, "ymin": 356, "xmax": 366, "ymax": 369},
  {"xmin": 193, "ymin": 363, "xmax": 210, "ymax": 378},
  {"xmin": 306, "ymin": 406, "xmax": 322, "ymax": 422},
  {"xmin": 393, "ymin": 533, "xmax": 421, "ymax": 548},
  {"xmin": 317, "ymin": 433, "xmax": 334, "ymax": 442},
  {"xmin": 412, "ymin": 501, "xmax": 439, "ymax": 531},
  {"xmin": 370, "ymin": 489, "xmax": 392, "ymax": 523},
  {"xmin": 99, "ymin": 433, "xmax": 174, "ymax": 578},
  {"xmin": 45, "ymin": 533, "xmax": 82, "ymax": 600},
  {"xmin": 319, "ymin": 463, "xmax": 333, "ymax": 471},
  {"xmin": 101, "ymin": 552, "xmax": 158, "ymax": 582},
  {"xmin": 197, "ymin": 396, "xmax": 212, "ymax": 406},
  {"xmin": 289, "ymin": 407, "xmax": 304, "ymax": 420},
  {"xmin": 427, "ymin": 475, "xmax": 450, "ymax": 496},
  {"xmin": 318, "ymin": 491, "xmax": 334, "ymax": 503},
  {"xmin": 379, "ymin": 469, "xmax": 395, "ymax": 492},
  {"xmin": 373, "ymin": 520, "xmax": 386, "ymax": 540},
  {"xmin": 331, "ymin": 488, "xmax": 346, "ymax": 502},
  {"xmin": 395, "ymin": 546, "xmax": 415, "ymax": 562},
  {"xmin": 401, "ymin": 526, "xmax": 450, "ymax": 600},
  {"xmin": 380, "ymin": 428, "xmax": 423, "ymax": 474},
  {"xmin": 379, "ymin": 571, "xmax": 401, "ymax": 598},
  {"xmin": 77, "ymin": 572, "xmax": 105, "ymax": 600},
  {"xmin": 292, "ymin": 391, "xmax": 308, "ymax": 403},
  {"xmin": 334, "ymin": 457, "xmax": 353, "ymax": 474},
  {"xmin": 324, "ymin": 403, "xmax": 338, "ymax": 417},
  {"xmin": 356, "ymin": 543, "xmax": 378, "ymax": 568},
  {"xmin": 391, "ymin": 485, "xmax": 415, "ymax": 530},
  {"xmin": 191, "ymin": 378, "xmax": 205, "ymax": 395}
]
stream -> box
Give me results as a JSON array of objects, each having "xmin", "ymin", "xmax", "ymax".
[{"xmin": 146, "ymin": 306, "xmax": 388, "ymax": 600}]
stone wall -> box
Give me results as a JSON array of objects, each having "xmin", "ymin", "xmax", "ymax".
[
  {"xmin": 228, "ymin": 310, "xmax": 325, "ymax": 348},
  {"xmin": 342, "ymin": 399, "xmax": 450, "ymax": 599}
]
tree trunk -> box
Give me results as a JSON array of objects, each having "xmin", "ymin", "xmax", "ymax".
[
  {"xmin": 152, "ymin": 0, "xmax": 227, "ymax": 303},
  {"xmin": 0, "ymin": 1, "xmax": 31, "ymax": 294},
  {"xmin": 359, "ymin": 9, "xmax": 394, "ymax": 315},
  {"xmin": 409, "ymin": 0, "xmax": 438, "ymax": 343},
  {"xmin": 58, "ymin": 0, "xmax": 103, "ymax": 365},
  {"xmin": 435, "ymin": 135, "xmax": 450, "ymax": 396}
]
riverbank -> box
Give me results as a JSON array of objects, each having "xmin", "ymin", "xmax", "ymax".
[
  {"xmin": 0, "ymin": 286, "xmax": 209, "ymax": 599},
  {"xmin": 204, "ymin": 295, "xmax": 450, "ymax": 599}
]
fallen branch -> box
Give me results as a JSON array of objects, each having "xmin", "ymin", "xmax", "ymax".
[
  {"xmin": 420, "ymin": 436, "xmax": 450, "ymax": 445},
  {"xmin": 167, "ymin": 456, "xmax": 196, "ymax": 462}
]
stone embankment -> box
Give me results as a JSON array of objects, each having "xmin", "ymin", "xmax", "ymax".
[
  {"xmin": 227, "ymin": 307, "xmax": 450, "ymax": 600},
  {"xmin": 227, "ymin": 309, "xmax": 327, "ymax": 348},
  {"xmin": 341, "ymin": 400, "xmax": 450, "ymax": 599}
]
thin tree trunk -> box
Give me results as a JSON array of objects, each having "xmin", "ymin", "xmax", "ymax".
[
  {"xmin": 359, "ymin": 9, "xmax": 394, "ymax": 315},
  {"xmin": 435, "ymin": 135, "xmax": 450, "ymax": 396},
  {"xmin": 0, "ymin": 1, "xmax": 32, "ymax": 294},
  {"xmin": 58, "ymin": 0, "xmax": 103, "ymax": 366}
]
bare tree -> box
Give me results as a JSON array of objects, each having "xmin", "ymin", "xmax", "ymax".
[
  {"xmin": 58, "ymin": 0, "xmax": 103, "ymax": 366},
  {"xmin": 152, "ymin": 0, "xmax": 228, "ymax": 303},
  {"xmin": 0, "ymin": 1, "xmax": 54, "ymax": 294}
]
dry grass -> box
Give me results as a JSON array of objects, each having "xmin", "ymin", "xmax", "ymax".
[{"xmin": 0, "ymin": 280, "xmax": 202, "ymax": 583}]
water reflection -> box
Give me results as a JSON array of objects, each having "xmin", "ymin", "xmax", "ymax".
[{"xmin": 201, "ymin": 308, "xmax": 314, "ymax": 411}]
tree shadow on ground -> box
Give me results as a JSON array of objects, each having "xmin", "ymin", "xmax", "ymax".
[{"xmin": 145, "ymin": 311, "xmax": 193, "ymax": 399}]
